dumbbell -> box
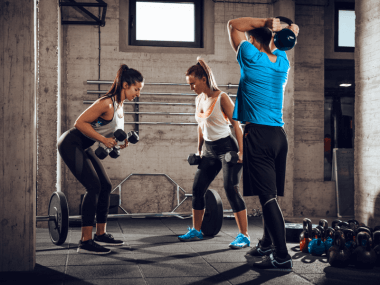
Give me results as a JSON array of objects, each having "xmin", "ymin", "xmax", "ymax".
[
  {"xmin": 225, "ymin": 151, "xmax": 239, "ymax": 165},
  {"xmin": 188, "ymin": 153, "xmax": 201, "ymax": 165},
  {"xmin": 109, "ymin": 131, "xmax": 139, "ymax": 159},
  {"xmin": 95, "ymin": 129, "xmax": 128, "ymax": 160}
]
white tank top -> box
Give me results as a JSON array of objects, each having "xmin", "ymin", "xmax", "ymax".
[{"xmin": 195, "ymin": 92, "xmax": 231, "ymax": 141}]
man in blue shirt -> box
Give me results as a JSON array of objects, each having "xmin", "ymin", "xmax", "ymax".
[{"xmin": 227, "ymin": 17, "xmax": 299, "ymax": 270}]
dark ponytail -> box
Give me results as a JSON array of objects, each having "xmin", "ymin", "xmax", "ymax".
[{"xmin": 101, "ymin": 64, "xmax": 144, "ymax": 105}]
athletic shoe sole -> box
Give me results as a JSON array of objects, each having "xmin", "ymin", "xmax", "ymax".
[
  {"xmin": 178, "ymin": 236, "xmax": 202, "ymax": 242},
  {"xmin": 230, "ymin": 243, "xmax": 250, "ymax": 249},
  {"xmin": 94, "ymin": 241, "xmax": 124, "ymax": 246},
  {"xmin": 245, "ymin": 248, "xmax": 273, "ymax": 257},
  {"xmin": 77, "ymin": 248, "xmax": 111, "ymax": 254},
  {"xmin": 262, "ymin": 268, "xmax": 292, "ymax": 272}
]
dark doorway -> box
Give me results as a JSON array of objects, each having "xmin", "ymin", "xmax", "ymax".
[{"xmin": 324, "ymin": 59, "xmax": 354, "ymax": 181}]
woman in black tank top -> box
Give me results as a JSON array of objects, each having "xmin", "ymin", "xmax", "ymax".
[{"xmin": 58, "ymin": 64, "xmax": 144, "ymax": 254}]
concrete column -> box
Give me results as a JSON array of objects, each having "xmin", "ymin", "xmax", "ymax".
[
  {"xmin": 0, "ymin": 0, "xmax": 37, "ymax": 271},
  {"xmin": 354, "ymin": 0, "xmax": 380, "ymax": 227},
  {"xmin": 273, "ymin": 0, "xmax": 295, "ymax": 217},
  {"xmin": 293, "ymin": 1, "xmax": 336, "ymax": 217},
  {"xmin": 37, "ymin": 0, "xmax": 60, "ymax": 218}
]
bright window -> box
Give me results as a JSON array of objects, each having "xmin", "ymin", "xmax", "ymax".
[
  {"xmin": 129, "ymin": 0, "xmax": 203, "ymax": 48},
  {"xmin": 335, "ymin": 2, "xmax": 355, "ymax": 52}
]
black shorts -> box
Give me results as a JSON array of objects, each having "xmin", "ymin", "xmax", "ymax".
[{"xmin": 243, "ymin": 123, "xmax": 288, "ymax": 197}]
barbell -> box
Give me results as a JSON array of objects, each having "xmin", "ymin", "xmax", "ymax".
[{"xmin": 37, "ymin": 189, "xmax": 224, "ymax": 245}]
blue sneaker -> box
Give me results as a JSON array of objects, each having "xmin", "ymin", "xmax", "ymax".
[
  {"xmin": 229, "ymin": 233, "xmax": 251, "ymax": 249},
  {"xmin": 178, "ymin": 227, "xmax": 203, "ymax": 242}
]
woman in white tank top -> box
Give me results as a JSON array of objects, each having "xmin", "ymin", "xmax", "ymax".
[{"xmin": 178, "ymin": 58, "xmax": 250, "ymax": 249}]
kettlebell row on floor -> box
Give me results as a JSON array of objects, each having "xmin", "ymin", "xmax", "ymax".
[{"xmin": 299, "ymin": 218, "xmax": 380, "ymax": 269}]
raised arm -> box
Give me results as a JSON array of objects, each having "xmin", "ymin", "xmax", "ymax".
[{"xmin": 227, "ymin": 17, "xmax": 281, "ymax": 53}]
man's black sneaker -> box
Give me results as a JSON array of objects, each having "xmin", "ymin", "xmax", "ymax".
[
  {"xmin": 77, "ymin": 239, "xmax": 111, "ymax": 254},
  {"xmin": 245, "ymin": 240, "xmax": 274, "ymax": 257},
  {"xmin": 251, "ymin": 252, "xmax": 293, "ymax": 271},
  {"xmin": 94, "ymin": 233, "xmax": 124, "ymax": 246}
]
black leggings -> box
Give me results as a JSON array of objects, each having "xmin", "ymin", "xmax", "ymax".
[
  {"xmin": 192, "ymin": 135, "xmax": 246, "ymax": 212},
  {"xmin": 259, "ymin": 194, "xmax": 288, "ymax": 257},
  {"xmin": 58, "ymin": 128, "xmax": 112, "ymax": 227}
]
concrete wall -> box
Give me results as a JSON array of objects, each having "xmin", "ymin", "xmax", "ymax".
[
  {"xmin": 354, "ymin": 0, "xmax": 380, "ymax": 227},
  {"xmin": 60, "ymin": 0, "xmax": 298, "ymax": 218},
  {"xmin": 293, "ymin": 1, "xmax": 337, "ymax": 217},
  {"xmin": 0, "ymin": 0, "xmax": 36, "ymax": 271}
]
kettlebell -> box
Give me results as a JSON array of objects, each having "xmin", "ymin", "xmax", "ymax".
[
  {"xmin": 328, "ymin": 231, "xmax": 350, "ymax": 268},
  {"xmin": 273, "ymin": 16, "xmax": 297, "ymax": 51},
  {"xmin": 338, "ymin": 221, "xmax": 350, "ymax": 230},
  {"xmin": 347, "ymin": 219, "xmax": 359, "ymax": 231},
  {"xmin": 343, "ymin": 229, "xmax": 356, "ymax": 250},
  {"xmin": 324, "ymin": 227, "xmax": 335, "ymax": 253},
  {"xmin": 300, "ymin": 218, "xmax": 312, "ymax": 253},
  {"xmin": 355, "ymin": 226, "xmax": 372, "ymax": 245},
  {"xmin": 318, "ymin": 219, "xmax": 328, "ymax": 241},
  {"xmin": 372, "ymin": 230, "xmax": 380, "ymax": 267},
  {"xmin": 308, "ymin": 228, "xmax": 326, "ymax": 256},
  {"xmin": 352, "ymin": 232, "xmax": 376, "ymax": 269},
  {"xmin": 332, "ymin": 219, "xmax": 342, "ymax": 230}
]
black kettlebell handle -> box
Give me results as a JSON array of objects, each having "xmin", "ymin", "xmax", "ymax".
[
  {"xmin": 357, "ymin": 231, "xmax": 371, "ymax": 247},
  {"xmin": 319, "ymin": 219, "xmax": 328, "ymax": 230},
  {"xmin": 313, "ymin": 228, "xmax": 321, "ymax": 239},
  {"xmin": 325, "ymin": 228, "xmax": 335, "ymax": 239},
  {"xmin": 343, "ymin": 229, "xmax": 354, "ymax": 241},
  {"xmin": 275, "ymin": 16, "xmax": 294, "ymax": 27},
  {"xmin": 303, "ymin": 218, "xmax": 312, "ymax": 238},
  {"xmin": 334, "ymin": 231, "xmax": 346, "ymax": 249}
]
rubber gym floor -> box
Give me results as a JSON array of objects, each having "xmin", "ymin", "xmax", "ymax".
[{"xmin": 1, "ymin": 217, "xmax": 379, "ymax": 285}]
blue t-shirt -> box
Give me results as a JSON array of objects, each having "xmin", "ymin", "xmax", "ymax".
[{"xmin": 232, "ymin": 41, "xmax": 290, "ymax": 127}]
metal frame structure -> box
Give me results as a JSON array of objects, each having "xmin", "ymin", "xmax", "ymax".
[
  {"xmin": 36, "ymin": 173, "xmax": 194, "ymax": 221},
  {"xmin": 110, "ymin": 173, "xmax": 192, "ymax": 218},
  {"xmin": 60, "ymin": 0, "xmax": 107, "ymax": 26},
  {"xmin": 84, "ymin": 80, "xmax": 239, "ymax": 131}
]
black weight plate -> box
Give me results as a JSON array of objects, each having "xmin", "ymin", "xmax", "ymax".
[
  {"xmin": 201, "ymin": 189, "xmax": 223, "ymax": 236},
  {"xmin": 48, "ymin": 192, "xmax": 69, "ymax": 245},
  {"xmin": 285, "ymin": 223, "xmax": 318, "ymax": 242}
]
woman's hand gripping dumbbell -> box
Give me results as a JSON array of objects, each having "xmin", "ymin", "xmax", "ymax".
[
  {"xmin": 109, "ymin": 131, "xmax": 139, "ymax": 159},
  {"xmin": 95, "ymin": 130, "xmax": 139, "ymax": 159},
  {"xmin": 224, "ymin": 151, "xmax": 243, "ymax": 165},
  {"xmin": 188, "ymin": 149, "xmax": 203, "ymax": 165}
]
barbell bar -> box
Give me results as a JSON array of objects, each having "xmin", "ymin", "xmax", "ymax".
[
  {"xmin": 124, "ymin": 111, "xmax": 195, "ymax": 115},
  {"xmin": 83, "ymin": 101, "xmax": 196, "ymax": 106},
  {"xmin": 124, "ymin": 122, "xmax": 198, "ymax": 125},
  {"xmin": 86, "ymin": 90, "xmax": 237, "ymax": 97},
  {"xmin": 86, "ymin": 80, "xmax": 239, "ymax": 88}
]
